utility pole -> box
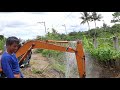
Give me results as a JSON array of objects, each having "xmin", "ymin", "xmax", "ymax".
[
  {"xmin": 37, "ymin": 22, "xmax": 47, "ymax": 34},
  {"xmin": 62, "ymin": 24, "xmax": 67, "ymax": 34}
]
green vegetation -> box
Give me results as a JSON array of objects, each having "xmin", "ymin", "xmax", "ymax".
[
  {"xmin": 34, "ymin": 12, "xmax": 120, "ymax": 69},
  {"xmin": 31, "ymin": 68, "xmax": 44, "ymax": 74},
  {"xmin": 83, "ymin": 36, "xmax": 120, "ymax": 61},
  {"xmin": 34, "ymin": 49, "xmax": 43, "ymax": 53},
  {"xmin": 35, "ymin": 28, "xmax": 67, "ymax": 73},
  {"xmin": 0, "ymin": 35, "xmax": 5, "ymax": 51},
  {"xmin": 0, "ymin": 39, "xmax": 4, "ymax": 50},
  {"xmin": 1, "ymin": 12, "xmax": 120, "ymax": 69}
]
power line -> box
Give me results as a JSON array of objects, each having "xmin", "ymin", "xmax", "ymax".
[
  {"xmin": 55, "ymin": 12, "xmax": 73, "ymax": 28},
  {"xmin": 55, "ymin": 12, "xmax": 81, "ymax": 34}
]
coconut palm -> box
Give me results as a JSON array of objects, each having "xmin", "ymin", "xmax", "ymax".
[
  {"xmin": 80, "ymin": 12, "xmax": 91, "ymax": 35},
  {"xmin": 111, "ymin": 12, "xmax": 120, "ymax": 24},
  {"xmin": 91, "ymin": 12, "xmax": 103, "ymax": 37}
]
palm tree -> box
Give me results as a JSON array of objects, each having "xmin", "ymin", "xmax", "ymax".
[
  {"xmin": 91, "ymin": 12, "xmax": 102, "ymax": 37},
  {"xmin": 102, "ymin": 20, "xmax": 107, "ymax": 32},
  {"xmin": 90, "ymin": 12, "xmax": 102, "ymax": 48},
  {"xmin": 80, "ymin": 12, "xmax": 91, "ymax": 35},
  {"xmin": 111, "ymin": 12, "xmax": 120, "ymax": 24}
]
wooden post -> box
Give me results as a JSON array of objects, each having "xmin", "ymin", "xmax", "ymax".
[
  {"xmin": 113, "ymin": 36, "xmax": 119, "ymax": 50},
  {"xmin": 93, "ymin": 37, "xmax": 97, "ymax": 48}
]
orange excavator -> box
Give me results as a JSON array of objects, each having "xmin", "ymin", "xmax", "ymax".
[{"xmin": 0, "ymin": 40, "xmax": 86, "ymax": 78}]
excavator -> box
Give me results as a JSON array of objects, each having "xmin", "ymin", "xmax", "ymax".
[{"xmin": 0, "ymin": 39, "xmax": 86, "ymax": 78}]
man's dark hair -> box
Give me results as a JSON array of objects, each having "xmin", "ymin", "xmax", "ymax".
[{"xmin": 6, "ymin": 36, "xmax": 20, "ymax": 46}]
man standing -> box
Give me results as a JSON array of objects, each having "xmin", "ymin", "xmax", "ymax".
[{"xmin": 1, "ymin": 36, "xmax": 23, "ymax": 78}]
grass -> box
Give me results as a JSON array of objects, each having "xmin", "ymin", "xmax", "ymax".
[
  {"xmin": 35, "ymin": 49, "xmax": 66, "ymax": 74},
  {"xmin": 31, "ymin": 68, "xmax": 44, "ymax": 74},
  {"xmin": 0, "ymin": 39, "xmax": 5, "ymax": 51},
  {"xmin": 50, "ymin": 59, "xmax": 66, "ymax": 74}
]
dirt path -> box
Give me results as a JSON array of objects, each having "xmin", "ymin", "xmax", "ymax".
[{"xmin": 21, "ymin": 51, "xmax": 65, "ymax": 78}]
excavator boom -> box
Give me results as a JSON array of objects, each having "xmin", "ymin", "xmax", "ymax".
[
  {"xmin": 16, "ymin": 40, "xmax": 75, "ymax": 58},
  {"xmin": 0, "ymin": 40, "xmax": 86, "ymax": 78}
]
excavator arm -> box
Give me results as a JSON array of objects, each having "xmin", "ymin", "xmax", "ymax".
[
  {"xmin": 0, "ymin": 40, "xmax": 86, "ymax": 78},
  {"xmin": 16, "ymin": 40, "xmax": 75, "ymax": 58}
]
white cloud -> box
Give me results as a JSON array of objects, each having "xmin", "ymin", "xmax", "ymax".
[{"xmin": 0, "ymin": 12, "xmax": 114, "ymax": 40}]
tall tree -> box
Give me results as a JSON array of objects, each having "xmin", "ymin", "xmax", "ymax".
[
  {"xmin": 111, "ymin": 24, "xmax": 120, "ymax": 36},
  {"xmin": 91, "ymin": 12, "xmax": 102, "ymax": 48},
  {"xmin": 111, "ymin": 12, "xmax": 120, "ymax": 24},
  {"xmin": 80, "ymin": 12, "xmax": 91, "ymax": 35},
  {"xmin": 102, "ymin": 20, "xmax": 107, "ymax": 32},
  {"xmin": 91, "ymin": 12, "xmax": 102, "ymax": 37}
]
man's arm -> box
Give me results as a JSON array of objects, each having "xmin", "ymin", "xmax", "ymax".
[
  {"xmin": 1, "ymin": 57, "xmax": 15, "ymax": 78},
  {"xmin": 14, "ymin": 73, "xmax": 20, "ymax": 78}
]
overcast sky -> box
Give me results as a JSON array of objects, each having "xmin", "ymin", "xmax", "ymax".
[{"xmin": 0, "ymin": 12, "xmax": 114, "ymax": 40}]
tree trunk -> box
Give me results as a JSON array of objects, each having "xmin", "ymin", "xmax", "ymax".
[
  {"xmin": 118, "ymin": 16, "xmax": 120, "ymax": 21},
  {"xmin": 93, "ymin": 20, "xmax": 97, "ymax": 48},
  {"xmin": 113, "ymin": 36, "xmax": 119, "ymax": 50},
  {"xmin": 94, "ymin": 20, "xmax": 97, "ymax": 37},
  {"xmin": 94, "ymin": 20, "xmax": 97, "ymax": 28},
  {"xmin": 87, "ymin": 21, "xmax": 90, "ymax": 36},
  {"xmin": 94, "ymin": 20, "xmax": 96, "ymax": 31},
  {"xmin": 93, "ymin": 37, "xmax": 97, "ymax": 48}
]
